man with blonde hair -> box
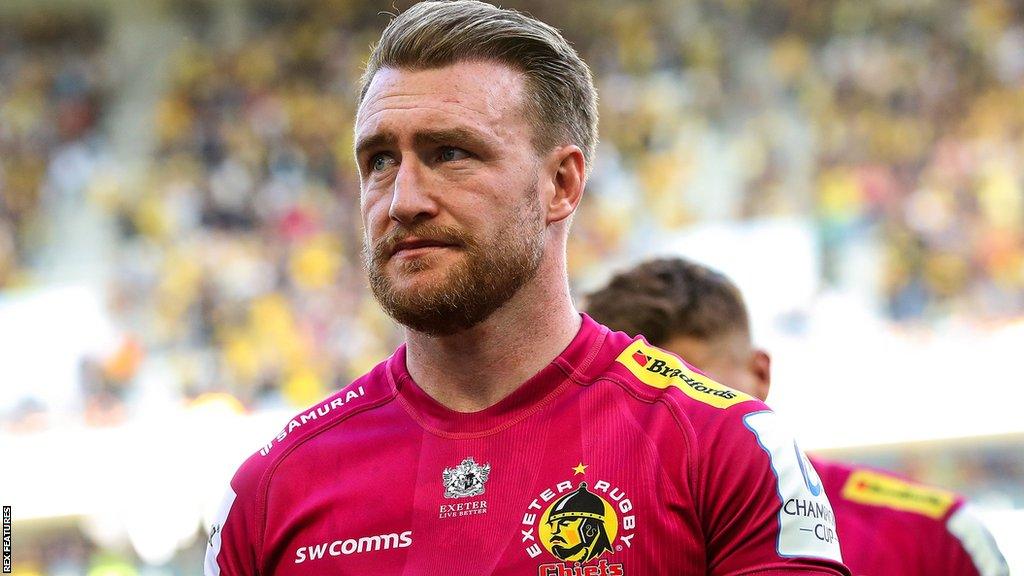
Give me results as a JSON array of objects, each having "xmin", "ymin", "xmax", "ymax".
[{"xmin": 206, "ymin": 3, "xmax": 849, "ymax": 574}]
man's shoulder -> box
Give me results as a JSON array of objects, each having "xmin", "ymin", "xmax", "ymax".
[
  {"xmin": 814, "ymin": 458, "xmax": 1009, "ymax": 575},
  {"xmin": 230, "ymin": 358, "xmax": 398, "ymax": 491},
  {"xmin": 594, "ymin": 333, "xmax": 763, "ymax": 421},
  {"xmin": 814, "ymin": 457, "xmax": 964, "ymax": 523}
]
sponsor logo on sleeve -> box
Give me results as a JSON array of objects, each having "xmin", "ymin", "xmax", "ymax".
[
  {"xmin": 841, "ymin": 469, "xmax": 957, "ymax": 519},
  {"xmin": 743, "ymin": 411, "xmax": 843, "ymax": 562},
  {"xmin": 439, "ymin": 456, "xmax": 491, "ymax": 519},
  {"xmin": 259, "ymin": 385, "xmax": 366, "ymax": 456},
  {"xmin": 204, "ymin": 487, "xmax": 237, "ymax": 576},
  {"xmin": 293, "ymin": 531, "xmax": 413, "ymax": 564},
  {"xmin": 520, "ymin": 464, "xmax": 634, "ymax": 575},
  {"xmin": 614, "ymin": 341, "xmax": 753, "ymax": 409}
]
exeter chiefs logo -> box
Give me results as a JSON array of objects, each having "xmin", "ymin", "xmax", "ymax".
[
  {"xmin": 541, "ymin": 483, "xmax": 616, "ymax": 562},
  {"xmin": 521, "ymin": 467, "xmax": 635, "ymax": 575},
  {"xmin": 443, "ymin": 457, "xmax": 491, "ymax": 499}
]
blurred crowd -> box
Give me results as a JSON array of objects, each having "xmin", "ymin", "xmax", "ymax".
[
  {"xmin": 1, "ymin": 0, "xmax": 1023, "ymax": 418},
  {"xmin": 560, "ymin": 0, "xmax": 1024, "ymax": 321},
  {"xmin": 7, "ymin": 525, "xmax": 205, "ymax": 576},
  {"xmin": 0, "ymin": 14, "xmax": 108, "ymax": 289},
  {"xmin": 107, "ymin": 4, "xmax": 393, "ymax": 411}
]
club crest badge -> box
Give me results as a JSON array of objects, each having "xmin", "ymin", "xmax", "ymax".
[
  {"xmin": 520, "ymin": 464, "xmax": 637, "ymax": 575},
  {"xmin": 443, "ymin": 456, "xmax": 491, "ymax": 499}
]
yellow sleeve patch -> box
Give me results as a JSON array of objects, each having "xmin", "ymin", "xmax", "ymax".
[
  {"xmin": 841, "ymin": 469, "xmax": 958, "ymax": 519},
  {"xmin": 614, "ymin": 340, "xmax": 754, "ymax": 409}
]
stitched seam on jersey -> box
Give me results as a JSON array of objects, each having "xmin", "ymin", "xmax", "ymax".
[
  {"xmin": 553, "ymin": 325, "xmax": 610, "ymax": 384},
  {"xmin": 254, "ymin": 390, "xmax": 399, "ymax": 569},
  {"xmin": 595, "ymin": 372, "xmax": 701, "ymax": 452},
  {"xmin": 392, "ymin": 372, "xmax": 572, "ymax": 439},
  {"xmin": 659, "ymin": 390, "xmax": 704, "ymax": 528},
  {"xmin": 589, "ymin": 373, "xmax": 691, "ymax": 515},
  {"xmin": 597, "ymin": 367, "xmax": 732, "ymax": 520},
  {"xmin": 590, "ymin": 372, "xmax": 699, "ymax": 521}
]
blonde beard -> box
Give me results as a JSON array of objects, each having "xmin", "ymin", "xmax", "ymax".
[{"xmin": 364, "ymin": 189, "xmax": 545, "ymax": 336}]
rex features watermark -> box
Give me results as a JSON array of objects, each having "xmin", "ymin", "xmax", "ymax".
[{"xmin": 3, "ymin": 505, "xmax": 11, "ymax": 574}]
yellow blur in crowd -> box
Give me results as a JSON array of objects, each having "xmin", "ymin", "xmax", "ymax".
[{"xmin": 1, "ymin": 0, "xmax": 1023, "ymax": 419}]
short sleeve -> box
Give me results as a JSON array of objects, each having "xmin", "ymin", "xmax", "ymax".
[
  {"xmin": 698, "ymin": 408, "xmax": 849, "ymax": 575},
  {"xmin": 204, "ymin": 457, "xmax": 261, "ymax": 576},
  {"xmin": 942, "ymin": 504, "xmax": 1010, "ymax": 576}
]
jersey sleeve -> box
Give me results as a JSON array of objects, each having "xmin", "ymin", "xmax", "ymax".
[
  {"xmin": 204, "ymin": 452, "xmax": 263, "ymax": 576},
  {"xmin": 697, "ymin": 407, "xmax": 849, "ymax": 575},
  {"xmin": 942, "ymin": 503, "xmax": 1010, "ymax": 576}
]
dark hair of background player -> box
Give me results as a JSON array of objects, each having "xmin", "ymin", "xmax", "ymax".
[{"xmin": 583, "ymin": 257, "xmax": 751, "ymax": 346}]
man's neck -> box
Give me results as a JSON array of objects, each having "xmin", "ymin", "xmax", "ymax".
[{"xmin": 404, "ymin": 275, "xmax": 581, "ymax": 413}]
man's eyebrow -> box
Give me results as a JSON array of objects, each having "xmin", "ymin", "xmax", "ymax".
[
  {"xmin": 413, "ymin": 128, "xmax": 492, "ymax": 150},
  {"xmin": 355, "ymin": 128, "xmax": 494, "ymax": 158},
  {"xmin": 355, "ymin": 132, "xmax": 396, "ymax": 158}
]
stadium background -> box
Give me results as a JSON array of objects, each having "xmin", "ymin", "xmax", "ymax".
[{"xmin": 1, "ymin": 0, "xmax": 1022, "ymax": 572}]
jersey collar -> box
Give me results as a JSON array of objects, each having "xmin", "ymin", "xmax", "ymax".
[{"xmin": 387, "ymin": 314, "xmax": 609, "ymax": 437}]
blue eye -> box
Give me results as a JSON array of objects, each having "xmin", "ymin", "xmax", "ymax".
[
  {"xmin": 440, "ymin": 147, "xmax": 469, "ymax": 162},
  {"xmin": 371, "ymin": 154, "xmax": 395, "ymax": 172}
]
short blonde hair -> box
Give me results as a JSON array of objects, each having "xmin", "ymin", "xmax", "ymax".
[{"xmin": 360, "ymin": 0, "xmax": 599, "ymax": 173}]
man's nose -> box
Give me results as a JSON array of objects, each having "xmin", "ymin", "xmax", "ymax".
[{"xmin": 388, "ymin": 158, "xmax": 438, "ymax": 226}]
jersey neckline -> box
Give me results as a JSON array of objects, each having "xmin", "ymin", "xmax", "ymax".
[{"xmin": 386, "ymin": 313, "xmax": 610, "ymax": 437}]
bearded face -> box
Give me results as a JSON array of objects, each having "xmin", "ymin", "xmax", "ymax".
[
  {"xmin": 355, "ymin": 63, "xmax": 561, "ymax": 335},
  {"xmin": 363, "ymin": 186, "xmax": 545, "ymax": 337}
]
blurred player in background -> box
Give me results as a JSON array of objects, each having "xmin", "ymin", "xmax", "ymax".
[
  {"xmin": 205, "ymin": 1, "xmax": 850, "ymax": 574},
  {"xmin": 585, "ymin": 257, "xmax": 1010, "ymax": 576}
]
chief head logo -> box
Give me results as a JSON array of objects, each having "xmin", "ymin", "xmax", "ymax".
[
  {"xmin": 631, "ymin": 351, "xmax": 650, "ymax": 367},
  {"xmin": 443, "ymin": 456, "xmax": 491, "ymax": 499},
  {"xmin": 539, "ymin": 482, "xmax": 618, "ymax": 562}
]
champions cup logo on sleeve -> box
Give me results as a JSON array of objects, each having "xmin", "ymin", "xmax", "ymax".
[
  {"xmin": 521, "ymin": 469, "xmax": 635, "ymax": 576},
  {"xmin": 743, "ymin": 411, "xmax": 843, "ymax": 562},
  {"xmin": 795, "ymin": 444, "xmax": 823, "ymax": 497},
  {"xmin": 615, "ymin": 341, "xmax": 753, "ymax": 409}
]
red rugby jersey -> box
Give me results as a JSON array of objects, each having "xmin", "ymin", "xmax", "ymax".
[
  {"xmin": 205, "ymin": 315, "xmax": 849, "ymax": 575},
  {"xmin": 811, "ymin": 457, "xmax": 1008, "ymax": 576}
]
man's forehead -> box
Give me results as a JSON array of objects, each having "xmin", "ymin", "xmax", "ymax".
[{"xmin": 356, "ymin": 61, "xmax": 528, "ymax": 133}]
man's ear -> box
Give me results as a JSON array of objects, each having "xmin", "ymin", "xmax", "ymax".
[
  {"xmin": 749, "ymin": 349, "xmax": 772, "ymax": 402},
  {"xmin": 544, "ymin": 145, "xmax": 585, "ymax": 224}
]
